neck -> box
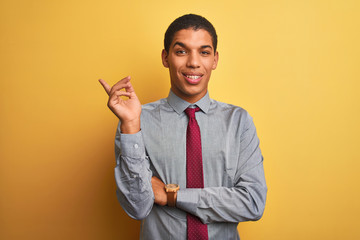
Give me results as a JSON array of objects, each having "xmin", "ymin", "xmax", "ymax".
[{"xmin": 171, "ymin": 89, "xmax": 207, "ymax": 104}]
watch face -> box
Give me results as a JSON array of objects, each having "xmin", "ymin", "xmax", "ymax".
[{"xmin": 166, "ymin": 184, "xmax": 179, "ymax": 189}]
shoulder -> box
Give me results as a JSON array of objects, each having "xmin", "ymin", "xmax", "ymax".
[
  {"xmin": 140, "ymin": 98, "xmax": 170, "ymax": 121},
  {"xmin": 209, "ymin": 98, "xmax": 257, "ymax": 135},
  {"xmin": 210, "ymin": 98, "xmax": 253, "ymax": 121},
  {"xmin": 142, "ymin": 98, "xmax": 168, "ymax": 111}
]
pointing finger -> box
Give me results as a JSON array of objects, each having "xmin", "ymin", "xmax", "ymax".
[{"xmin": 98, "ymin": 79, "xmax": 111, "ymax": 95}]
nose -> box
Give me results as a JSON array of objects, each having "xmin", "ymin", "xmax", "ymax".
[{"xmin": 186, "ymin": 52, "xmax": 200, "ymax": 68}]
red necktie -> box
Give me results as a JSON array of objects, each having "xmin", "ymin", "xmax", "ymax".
[{"xmin": 185, "ymin": 107, "xmax": 208, "ymax": 240}]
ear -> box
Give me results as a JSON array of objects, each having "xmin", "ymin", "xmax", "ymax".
[
  {"xmin": 212, "ymin": 51, "xmax": 219, "ymax": 70},
  {"xmin": 162, "ymin": 49, "xmax": 169, "ymax": 68}
]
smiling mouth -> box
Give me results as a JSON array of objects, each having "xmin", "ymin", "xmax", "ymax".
[
  {"xmin": 185, "ymin": 75, "xmax": 201, "ymax": 79},
  {"xmin": 182, "ymin": 73, "xmax": 203, "ymax": 84}
]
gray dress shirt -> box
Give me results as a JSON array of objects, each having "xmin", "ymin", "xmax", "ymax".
[{"xmin": 114, "ymin": 91, "xmax": 267, "ymax": 240}]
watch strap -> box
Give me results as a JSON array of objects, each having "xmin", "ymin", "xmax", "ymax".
[{"xmin": 167, "ymin": 191, "xmax": 176, "ymax": 207}]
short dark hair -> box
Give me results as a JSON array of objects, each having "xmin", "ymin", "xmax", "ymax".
[{"xmin": 164, "ymin": 14, "xmax": 218, "ymax": 53}]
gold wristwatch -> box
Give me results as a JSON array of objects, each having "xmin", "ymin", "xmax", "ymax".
[{"xmin": 164, "ymin": 184, "xmax": 180, "ymax": 207}]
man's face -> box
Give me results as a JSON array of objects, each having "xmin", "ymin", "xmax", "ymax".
[{"xmin": 162, "ymin": 28, "xmax": 219, "ymax": 103}]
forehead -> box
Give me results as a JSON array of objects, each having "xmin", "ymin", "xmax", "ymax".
[{"xmin": 171, "ymin": 28, "xmax": 213, "ymax": 49}]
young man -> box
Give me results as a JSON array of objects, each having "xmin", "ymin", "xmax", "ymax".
[{"xmin": 99, "ymin": 14, "xmax": 267, "ymax": 240}]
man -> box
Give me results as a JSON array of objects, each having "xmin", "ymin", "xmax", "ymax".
[{"xmin": 99, "ymin": 14, "xmax": 267, "ymax": 240}]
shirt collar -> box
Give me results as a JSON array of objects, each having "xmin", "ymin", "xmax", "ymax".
[{"xmin": 167, "ymin": 90, "xmax": 211, "ymax": 114}]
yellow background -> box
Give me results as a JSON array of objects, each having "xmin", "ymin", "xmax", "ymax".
[{"xmin": 1, "ymin": 0, "xmax": 359, "ymax": 239}]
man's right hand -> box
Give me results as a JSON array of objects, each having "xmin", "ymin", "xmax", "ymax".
[
  {"xmin": 151, "ymin": 176, "xmax": 167, "ymax": 206},
  {"xmin": 99, "ymin": 76, "xmax": 141, "ymax": 134}
]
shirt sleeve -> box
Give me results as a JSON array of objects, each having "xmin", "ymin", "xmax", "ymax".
[
  {"xmin": 176, "ymin": 114, "xmax": 267, "ymax": 224},
  {"xmin": 114, "ymin": 122, "xmax": 154, "ymax": 220}
]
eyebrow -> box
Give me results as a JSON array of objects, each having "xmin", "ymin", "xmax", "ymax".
[{"xmin": 173, "ymin": 41, "xmax": 213, "ymax": 50}]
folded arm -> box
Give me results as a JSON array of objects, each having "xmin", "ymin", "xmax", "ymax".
[{"xmin": 176, "ymin": 115, "xmax": 267, "ymax": 224}]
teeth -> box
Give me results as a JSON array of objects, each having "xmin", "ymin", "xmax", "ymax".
[{"xmin": 186, "ymin": 75, "xmax": 200, "ymax": 79}]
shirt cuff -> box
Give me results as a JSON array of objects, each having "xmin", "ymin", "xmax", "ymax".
[
  {"xmin": 120, "ymin": 131, "xmax": 145, "ymax": 158},
  {"xmin": 176, "ymin": 189, "xmax": 201, "ymax": 215}
]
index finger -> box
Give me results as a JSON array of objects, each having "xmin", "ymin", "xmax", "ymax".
[{"xmin": 98, "ymin": 79, "xmax": 111, "ymax": 95}]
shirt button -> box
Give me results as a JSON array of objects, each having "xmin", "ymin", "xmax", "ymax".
[{"xmin": 134, "ymin": 144, "xmax": 139, "ymax": 149}]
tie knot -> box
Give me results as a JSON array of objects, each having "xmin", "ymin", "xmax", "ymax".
[{"xmin": 185, "ymin": 107, "xmax": 200, "ymax": 119}]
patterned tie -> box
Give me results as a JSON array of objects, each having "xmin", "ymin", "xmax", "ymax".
[{"xmin": 185, "ymin": 107, "xmax": 208, "ymax": 240}]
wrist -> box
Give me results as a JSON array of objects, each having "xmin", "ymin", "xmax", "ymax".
[
  {"xmin": 120, "ymin": 119, "xmax": 140, "ymax": 134},
  {"xmin": 165, "ymin": 184, "xmax": 180, "ymax": 207}
]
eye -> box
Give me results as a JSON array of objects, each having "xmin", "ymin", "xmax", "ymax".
[
  {"xmin": 176, "ymin": 50, "xmax": 186, "ymax": 55},
  {"xmin": 201, "ymin": 51, "xmax": 210, "ymax": 55}
]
